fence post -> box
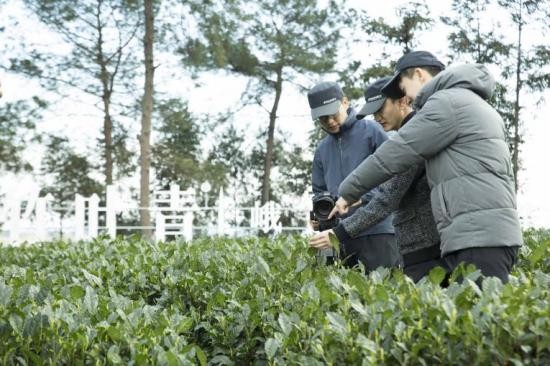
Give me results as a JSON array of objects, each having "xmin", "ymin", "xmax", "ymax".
[
  {"xmin": 88, "ymin": 194, "xmax": 99, "ymax": 238},
  {"xmin": 7, "ymin": 199, "xmax": 21, "ymax": 242},
  {"xmin": 183, "ymin": 211, "xmax": 193, "ymax": 242},
  {"xmin": 74, "ymin": 194, "xmax": 85, "ymax": 240},
  {"xmin": 217, "ymin": 189, "xmax": 226, "ymax": 235},
  {"xmin": 106, "ymin": 185, "xmax": 117, "ymax": 238},
  {"xmin": 170, "ymin": 184, "xmax": 180, "ymax": 209},
  {"xmin": 35, "ymin": 195, "xmax": 51, "ymax": 240},
  {"xmin": 155, "ymin": 212, "xmax": 165, "ymax": 242},
  {"xmin": 251, "ymin": 201, "xmax": 259, "ymax": 229},
  {"xmin": 21, "ymin": 191, "xmax": 38, "ymax": 220}
]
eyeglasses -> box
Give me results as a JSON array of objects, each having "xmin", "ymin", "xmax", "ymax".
[
  {"xmin": 316, "ymin": 114, "xmax": 337, "ymax": 125},
  {"xmin": 316, "ymin": 104, "xmax": 343, "ymax": 125}
]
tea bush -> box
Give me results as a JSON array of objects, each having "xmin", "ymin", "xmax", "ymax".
[{"xmin": 0, "ymin": 230, "xmax": 548, "ymax": 365}]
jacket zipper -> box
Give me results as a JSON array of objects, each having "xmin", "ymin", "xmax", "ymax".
[{"xmin": 338, "ymin": 136, "xmax": 344, "ymax": 181}]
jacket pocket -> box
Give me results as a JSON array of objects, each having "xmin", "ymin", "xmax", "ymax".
[
  {"xmin": 434, "ymin": 185, "xmax": 451, "ymax": 227},
  {"xmin": 438, "ymin": 185, "xmax": 451, "ymax": 222}
]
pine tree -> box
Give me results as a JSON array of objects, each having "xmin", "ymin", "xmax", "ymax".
[
  {"xmin": 40, "ymin": 135, "xmax": 103, "ymax": 237},
  {"xmin": 152, "ymin": 99, "xmax": 201, "ymax": 189},
  {"xmin": 496, "ymin": 0, "xmax": 550, "ymax": 190},
  {"xmin": 10, "ymin": 0, "xmax": 140, "ymax": 185},
  {"xmin": 0, "ymin": 97, "xmax": 44, "ymax": 172},
  {"xmin": 441, "ymin": 0, "xmax": 515, "ymax": 169},
  {"xmin": 181, "ymin": 0, "xmax": 347, "ymax": 204},
  {"xmin": 340, "ymin": 1, "xmax": 434, "ymax": 98}
]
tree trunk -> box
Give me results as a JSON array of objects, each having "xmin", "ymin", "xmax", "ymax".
[
  {"xmin": 140, "ymin": 0, "xmax": 154, "ymax": 238},
  {"xmin": 261, "ymin": 68, "xmax": 283, "ymax": 204},
  {"xmin": 476, "ymin": 0, "xmax": 482, "ymax": 62},
  {"xmin": 102, "ymin": 109, "xmax": 114, "ymax": 185},
  {"xmin": 511, "ymin": 3, "xmax": 522, "ymax": 192},
  {"xmin": 96, "ymin": 4, "xmax": 114, "ymax": 185}
]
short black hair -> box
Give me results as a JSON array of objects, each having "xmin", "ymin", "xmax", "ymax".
[{"xmin": 401, "ymin": 66, "xmax": 442, "ymax": 79}]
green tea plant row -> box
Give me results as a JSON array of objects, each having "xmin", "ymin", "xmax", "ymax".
[{"xmin": 0, "ymin": 230, "xmax": 548, "ymax": 365}]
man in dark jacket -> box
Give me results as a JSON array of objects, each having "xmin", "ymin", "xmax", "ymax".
[
  {"xmin": 310, "ymin": 77, "xmax": 444, "ymax": 282},
  {"xmin": 330, "ymin": 51, "xmax": 522, "ymax": 283},
  {"xmin": 307, "ymin": 81, "xmax": 400, "ymax": 271}
]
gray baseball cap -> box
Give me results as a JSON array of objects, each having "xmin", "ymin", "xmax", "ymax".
[
  {"xmin": 356, "ymin": 76, "xmax": 394, "ymax": 119},
  {"xmin": 307, "ymin": 81, "xmax": 344, "ymax": 120}
]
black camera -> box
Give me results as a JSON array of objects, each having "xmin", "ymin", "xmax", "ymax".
[
  {"xmin": 311, "ymin": 191, "xmax": 340, "ymax": 231},
  {"xmin": 310, "ymin": 191, "xmax": 340, "ymax": 265}
]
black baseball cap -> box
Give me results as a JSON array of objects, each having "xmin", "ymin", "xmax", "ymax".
[
  {"xmin": 381, "ymin": 51, "xmax": 445, "ymax": 97},
  {"xmin": 307, "ymin": 81, "xmax": 344, "ymax": 120},
  {"xmin": 356, "ymin": 76, "xmax": 393, "ymax": 119}
]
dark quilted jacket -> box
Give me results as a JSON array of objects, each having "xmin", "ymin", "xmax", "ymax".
[{"xmin": 334, "ymin": 163, "xmax": 440, "ymax": 254}]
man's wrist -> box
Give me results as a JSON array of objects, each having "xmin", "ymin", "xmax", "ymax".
[{"xmin": 332, "ymin": 224, "xmax": 351, "ymax": 242}]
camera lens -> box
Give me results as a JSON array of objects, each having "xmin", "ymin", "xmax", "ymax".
[{"xmin": 314, "ymin": 198, "xmax": 333, "ymax": 219}]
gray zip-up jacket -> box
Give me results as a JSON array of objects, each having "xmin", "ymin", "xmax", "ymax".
[
  {"xmin": 334, "ymin": 113, "xmax": 440, "ymax": 255},
  {"xmin": 338, "ymin": 64, "xmax": 523, "ymax": 255}
]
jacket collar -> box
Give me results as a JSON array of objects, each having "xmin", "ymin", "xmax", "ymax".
[
  {"xmin": 401, "ymin": 111, "xmax": 416, "ymax": 128},
  {"xmin": 328, "ymin": 107, "xmax": 357, "ymax": 136},
  {"xmin": 413, "ymin": 64, "xmax": 495, "ymax": 109}
]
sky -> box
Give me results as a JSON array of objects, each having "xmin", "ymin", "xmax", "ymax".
[{"xmin": 1, "ymin": 0, "xmax": 549, "ymax": 228}]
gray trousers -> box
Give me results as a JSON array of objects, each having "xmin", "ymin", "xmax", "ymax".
[{"xmin": 341, "ymin": 233, "xmax": 402, "ymax": 272}]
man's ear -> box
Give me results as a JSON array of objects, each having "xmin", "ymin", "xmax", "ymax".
[
  {"xmin": 341, "ymin": 96, "xmax": 349, "ymax": 107},
  {"xmin": 417, "ymin": 68, "xmax": 433, "ymax": 83},
  {"xmin": 399, "ymin": 95, "xmax": 412, "ymax": 107}
]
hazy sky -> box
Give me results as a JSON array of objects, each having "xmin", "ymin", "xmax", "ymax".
[{"xmin": 1, "ymin": 0, "xmax": 549, "ymax": 228}]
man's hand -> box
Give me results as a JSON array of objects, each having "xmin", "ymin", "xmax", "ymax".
[
  {"xmin": 328, "ymin": 197, "xmax": 352, "ymax": 219},
  {"xmin": 309, "ymin": 229, "xmax": 335, "ymax": 250},
  {"xmin": 309, "ymin": 219, "xmax": 319, "ymax": 231}
]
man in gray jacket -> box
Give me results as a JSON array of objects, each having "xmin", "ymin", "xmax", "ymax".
[
  {"xmin": 330, "ymin": 51, "xmax": 522, "ymax": 283},
  {"xmin": 310, "ymin": 76, "xmax": 443, "ymax": 282}
]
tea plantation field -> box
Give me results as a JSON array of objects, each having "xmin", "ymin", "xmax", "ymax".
[{"xmin": 0, "ymin": 230, "xmax": 549, "ymax": 365}]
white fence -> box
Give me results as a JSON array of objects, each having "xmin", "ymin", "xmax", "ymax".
[{"xmin": 0, "ymin": 184, "xmax": 312, "ymax": 244}]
